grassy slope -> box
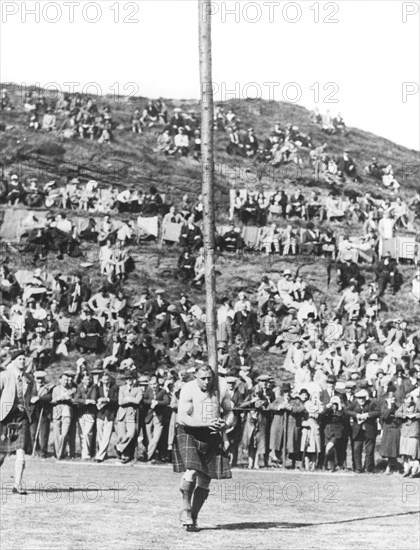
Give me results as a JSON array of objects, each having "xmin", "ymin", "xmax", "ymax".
[{"xmin": 0, "ymin": 86, "xmax": 419, "ymax": 382}]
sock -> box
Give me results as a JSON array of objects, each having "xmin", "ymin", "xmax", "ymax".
[
  {"xmin": 15, "ymin": 457, "xmax": 25, "ymax": 488},
  {"xmin": 191, "ymin": 487, "xmax": 210, "ymax": 522}
]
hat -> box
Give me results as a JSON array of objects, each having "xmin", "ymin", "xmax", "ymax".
[
  {"xmin": 11, "ymin": 350, "xmax": 25, "ymax": 360},
  {"xmin": 376, "ymin": 368, "xmax": 385, "ymax": 375},
  {"xmin": 138, "ymin": 375, "xmax": 149, "ymax": 386},
  {"xmin": 345, "ymin": 381, "xmax": 357, "ymax": 389},
  {"xmin": 122, "ymin": 370, "xmax": 135, "ymax": 380},
  {"xmin": 34, "ymin": 370, "xmax": 47, "ymax": 379},
  {"xmin": 63, "ymin": 370, "xmax": 76, "ymax": 378},
  {"xmin": 355, "ymin": 389, "xmax": 369, "ymax": 399},
  {"xmin": 76, "ymin": 358, "xmax": 86, "ymax": 367},
  {"xmin": 91, "ymin": 368, "xmax": 103, "ymax": 375},
  {"xmin": 217, "ymin": 341, "xmax": 227, "ymax": 350},
  {"xmin": 120, "ymin": 358, "xmax": 135, "ymax": 369},
  {"xmin": 330, "ymin": 396, "xmax": 341, "ymax": 405},
  {"xmin": 326, "ymin": 375, "xmax": 336, "ymax": 384},
  {"xmin": 155, "ymin": 288, "xmax": 165, "ymax": 295},
  {"xmin": 369, "ymin": 353, "xmax": 379, "ymax": 360},
  {"xmin": 282, "ymin": 382, "xmax": 292, "ymax": 393},
  {"xmin": 226, "ymin": 376, "xmax": 237, "ymax": 384},
  {"xmin": 257, "ymin": 374, "xmax": 270, "ymax": 382},
  {"xmin": 283, "ymin": 269, "xmax": 292, "ymax": 276}
]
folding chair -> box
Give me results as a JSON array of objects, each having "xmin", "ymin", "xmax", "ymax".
[
  {"xmin": 242, "ymin": 226, "xmax": 261, "ymax": 250},
  {"xmin": 160, "ymin": 221, "xmax": 182, "ymax": 245}
]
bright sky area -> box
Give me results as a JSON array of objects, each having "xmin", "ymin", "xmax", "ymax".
[{"xmin": 1, "ymin": 0, "xmax": 419, "ymax": 150}]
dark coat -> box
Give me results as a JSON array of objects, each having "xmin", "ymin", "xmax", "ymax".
[
  {"xmin": 345, "ymin": 399, "xmax": 380, "ymax": 440},
  {"xmin": 379, "ymin": 403, "xmax": 401, "ymax": 458},
  {"xmin": 143, "ymin": 387, "xmax": 170, "ymax": 423},
  {"xmin": 96, "ymin": 382, "xmax": 119, "ymax": 421}
]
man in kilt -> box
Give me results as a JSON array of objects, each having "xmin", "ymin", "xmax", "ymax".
[
  {"xmin": 173, "ymin": 364, "xmax": 234, "ymax": 531},
  {"xmin": 0, "ymin": 350, "xmax": 36, "ymax": 494}
]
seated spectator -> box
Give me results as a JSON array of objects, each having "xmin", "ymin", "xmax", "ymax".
[
  {"xmin": 179, "ymin": 216, "xmax": 202, "ymax": 251},
  {"xmin": 244, "ymin": 128, "xmax": 259, "ymax": 158},
  {"xmin": 170, "ymin": 127, "xmax": 189, "ymax": 156},
  {"xmin": 376, "ymin": 253, "xmax": 402, "ymax": 296},
  {"xmin": 218, "ymin": 223, "xmax": 244, "ymax": 253},
  {"xmin": 154, "ymin": 130, "xmax": 173, "ymax": 154},
  {"xmin": 177, "ymin": 250, "xmax": 196, "ymax": 282},
  {"xmin": 74, "ymin": 309, "xmax": 104, "ymax": 353},
  {"xmin": 260, "ymin": 223, "xmax": 280, "ymax": 255},
  {"xmin": 337, "ymin": 151, "xmax": 360, "ymax": 182},
  {"xmin": 42, "ymin": 108, "xmax": 56, "ymax": 132},
  {"xmin": 286, "ymin": 189, "xmax": 306, "ymax": 219},
  {"xmin": 132, "ymin": 109, "xmax": 143, "ymax": 134}
]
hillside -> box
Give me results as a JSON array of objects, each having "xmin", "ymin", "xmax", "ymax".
[
  {"xmin": 0, "ymin": 84, "xmax": 419, "ymax": 382},
  {"xmin": 1, "ymin": 84, "xmax": 419, "ymax": 208}
]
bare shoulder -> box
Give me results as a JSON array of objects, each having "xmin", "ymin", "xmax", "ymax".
[{"xmin": 180, "ymin": 380, "xmax": 195, "ymax": 400}]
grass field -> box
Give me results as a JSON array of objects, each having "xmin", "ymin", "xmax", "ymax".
[{"xmin": 1, "ymin": 458, "xmax": 419, "ymax": 550}]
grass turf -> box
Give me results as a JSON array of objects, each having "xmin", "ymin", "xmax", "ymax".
[{"xmin": 1, "ymin": 458, "xmax": 419, "ymax": 550}]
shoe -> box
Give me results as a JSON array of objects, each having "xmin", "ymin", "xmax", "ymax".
[
  {"xmin": 12, "ymin": 486, "xmax": 28, "ymax": 496},
  {"xmin": 114, "ymin": 445, "xmax": 121, "ymax": 459},
  {"xmin": 94, "ymin": 458, "xmax": 104, "ymax": 463},
  {"xmin": 180, "ymin": 509, "xmax": 193, "ymax": 527}
]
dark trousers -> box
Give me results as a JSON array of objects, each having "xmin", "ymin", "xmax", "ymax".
[
  {"xmin": 30, "ymin": 416, "xmax": 51, "ymax": 456},
  {"xmin": 353, "ymin": 437, "xmax": 375, "ymax": 472}
]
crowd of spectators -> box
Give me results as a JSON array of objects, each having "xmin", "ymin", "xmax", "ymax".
[{"xmin": 0, "ymin": 88, "xmax": 419, "ymax": 475}]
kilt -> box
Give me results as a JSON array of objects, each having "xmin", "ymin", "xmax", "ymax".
[
  {"xmin": 173, "ymin": 424, "xmax": 232, "ymax": 479},
  {"xmin": 0, "ymin": 410, "xmax": 31, "ymax": 454}
]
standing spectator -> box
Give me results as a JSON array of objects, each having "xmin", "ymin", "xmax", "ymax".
[
  {"xmin": 396, "ymin": 394, "xmax": 420, "ymax": 477},
  {"xmin": 115, "ymin": 371, "xmax": 143, "ymax": 464},
  {"xmin": 346, "ymin": 389, "xmax": 379, "ymax": 473},
  {"xmin": 52, "ymin": 372, "xmax": 76, "ymax": 460},
  {"xmin": 74, "ymin": 371, "xmax": 98, "ymax": 460},
  {"xmin": 143, "ymin": 376, "xmax": 170, "ymax": 461},
  {"xmin": 30, "ymin": 370, "xmax": 53, "ymax": 458},
  {"xmin": 380, "ymin": 391, "xmax": 401, "ymax": 474},
  {"xmin": 95, "ymin": 370, "xmax": 119, "ymax": 462}
]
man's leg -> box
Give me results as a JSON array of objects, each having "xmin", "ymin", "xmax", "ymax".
[
  {"xmin": 96, "ymin": 418, "xmax": 114, "ymax": 461},
  {"xmin": 147, "ymin": 416, "xmax": 164, "ymax": 460},
  {"xmin": 53, "ymin": 418, "xmax": 61, "ymax": 457},
  {"xmin": 364, "ymin": 438, "xmax": 375, "ymax": 472},
  {"xmin": 191, "ymin": 472, "xmax": 211, "ymax": 528},
  {"xmin": 353, "ymin": 439, "xmax": 363, "ymax": 472},
  {"xmin": 180, "ymin": 469, "xmax": 197, "ymax": 527},
  {"xmin": 0, "ymin": 453, "xmax": 6, "ymax": 467},
  {"xmin": 39, "ymin": 417, "xmax": 50, "ymax": 457},
  {"xmin": 58, "ymin": 416, "xmax": 71, "ymax": 459},
  {"xmin": 14, "ymin": 448, "xmax": 26, "ymax": 492}
]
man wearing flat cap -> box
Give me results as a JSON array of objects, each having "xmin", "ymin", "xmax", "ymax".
[
  {"xmin": 345, "ymin": 388, "xmax": 380, "ymax": 473},
  {"xmin": 30, "ymin": 371, "xmax": 53, "ymax": 458},
  {"xmin": 51, "ymin": 371, "xmax": 76, "ymax": 460},
  {"xmin": 115, "ymin": 371, "xmax": 143, "ymax": 464},
  {"xmin": 95, "ymin": 370, "xmax": 119, "ymax": 462},
  {"xmin": 0, "ymin": 351, "xmax": 36, "ymax": 494}
]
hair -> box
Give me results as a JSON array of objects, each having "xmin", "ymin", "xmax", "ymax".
[{"xmin": 195, "ymin": 364, "xmax": 213, "ymax": 375}]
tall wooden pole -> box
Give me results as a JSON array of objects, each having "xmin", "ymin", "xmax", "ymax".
[{"xmin": 198, "ymin": 0, "xmax": 218, "ymax": 379}]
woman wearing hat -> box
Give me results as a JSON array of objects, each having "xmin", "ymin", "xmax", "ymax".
[
  {"xmin": 396, "ymin": 394, "xmax": 420, "ymax": 477},
  {"xmin": 322, "ymin": 395, "xmax": 346, "ymax": 471},
  {"xmin": 380, "ymin": 391, "xmax": 402, "ymax": 474},
  {"xmin": 240, "ymin": 376, "xmax": 271, "ymax": 469},
  {"xmin": 0, "ymin": 351, "xmax": 36, "ymax": 494}
]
